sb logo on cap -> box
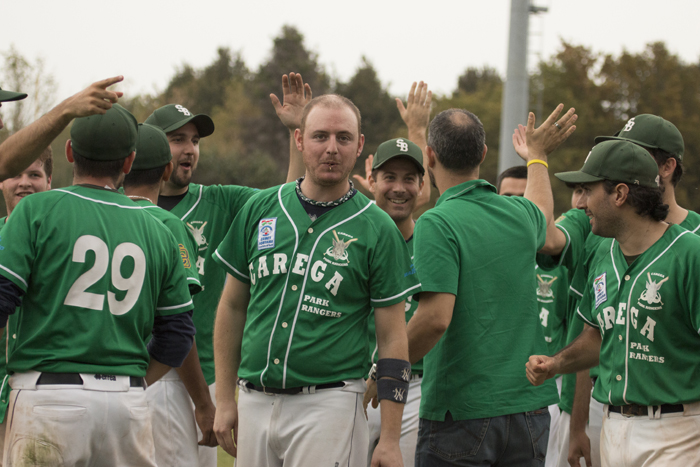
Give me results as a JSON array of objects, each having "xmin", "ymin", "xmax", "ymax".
[
  {"xmin": 175, "ymin": 105, "xmax": 192, "ymax": 116},
  {"xmin": 396, "ymin": 138, "xmax": 409, "ymax": 152}
]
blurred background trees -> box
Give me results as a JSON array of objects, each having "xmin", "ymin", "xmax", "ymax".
[{"xmin": 2, "ymin": 26, "xmax": 699, "ymax": 217}]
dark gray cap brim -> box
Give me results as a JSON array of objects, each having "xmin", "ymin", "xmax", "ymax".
[
  {"xmin": 594, "ymin": 135, "xmax": 656, "ymax": 149},
  {"xmin": 0, "ymin": 90, "xmax": 28, "ymax": 102},
  {"xmin": 554, "ymin": 170, "xmax": 605, "ymax": 184},
  {"xmin": 163, "ymin": 114, "xmax": 215, "ymax": 138}
]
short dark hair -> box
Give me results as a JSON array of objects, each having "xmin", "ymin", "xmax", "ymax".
[
  {"xmin": 72, "ymin": 151, "xmax": 127, "ymax": 182},
  {"xmin": 603, "ymin": 180, "xmax": 669, "ymax": 222},
  {"xmin": 649, "ymin": 148, "xmax": 683, "ymax": 186},
  {"xmin": 300, "ymin": 94, "xmax": 361, "ymax": 136},
  {"xmin": 427, "ymin": 109, "xmax": 485, "ymax": 172},
  {"xmin": 122, "ymin": 164, "xmax": 168, "ymax": 189},
  {"xmin": 496, "ymin": 165, "xmax": 527, "ymax": 192},
  {"xmin": 39, "ymin": 146, "xmax": 53, "ymax": 179}
]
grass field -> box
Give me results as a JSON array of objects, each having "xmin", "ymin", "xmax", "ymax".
[{"xmin": 217, "ymin": 447, "xmax": 235, "ymax": 467}]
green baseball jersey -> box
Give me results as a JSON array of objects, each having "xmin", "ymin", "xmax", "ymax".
[
  {"xmin": 163, "ymin": 183, "xmax": 257, "ymax": 384},
  {"xmin": 367, "ymin": 236, "xmax": 422, "ymax": 374},
  {"xmin": 212, "ymin": 183, "xmax": 420, "ymax": 389},
  {"xmin": 535, "ymin": 264, "xmax": 568, "ymax": 356},
  {"xmin": 414, "ymin": 180, "xmax": 558, "ymax": 421},
  {"xmin": 578, "ymin": 224, "xmax": 700, "ymax": 406},
  {"xmin": 0, "ymin": 186, "xmax": 193, "ymax": 377},
  {"xmin": 132, "ymin": 199, "xmax": 201, "ymax": 295}
]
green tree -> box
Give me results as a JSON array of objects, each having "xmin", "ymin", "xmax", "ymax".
[{"xmin": 336, "ymin": 57, "xmax": 403, "ymax": 160}]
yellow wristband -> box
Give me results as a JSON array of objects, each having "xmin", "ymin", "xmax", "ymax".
[{"xmin": 527, "ymin": 159, "xmax": 549, "ymax": 169}]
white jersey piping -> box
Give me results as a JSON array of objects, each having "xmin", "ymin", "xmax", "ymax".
[
  {"xmin": 610, "ymin": 240, "xmax": 621, "ymax": 288},
  {"xmin": 371, "ymin": 282, "xmax": 422, "ymax": 304},
  {"xmin": 156, "ymin": 299, "xmax": 193, "ymax": 311},
  {"xmin": 282, "ymin": 201, "xmax": 373, "ymax": 388},
  {"xmin": 213, "ymin": 250, "xmax": 248, "ymax": 281},
  {"xmin": 569, "ymin": 285, "xmax": 583, "ymax": 298},
  {"xmin": 0, "ymin": 265, "xmax": 27, "ymax": 288},
  {"xmin": 622, "ymin": 229, "xmax": 690, "ymax": 404},
  {"xmin": 262, "ymin": 185, "xmax": 300, "ymax": 388},
  {"xmin": 54, "ymin": 189, "xmax": 145, "ymax": 210},
  {"xmin": 179, "ymin": 185, "xmax": 203, "ymax": 221},
  {"xmin": 577, "ymin": 307, "xmax": 598, "ymax": 328},
  {"xmin": 555, "ymin": 223, "xmax": 572, "ymax": 268}
]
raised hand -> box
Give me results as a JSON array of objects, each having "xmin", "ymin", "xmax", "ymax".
[
  {"xmin": 59, "ymin": 76, "xmax": 124, "ymax": 119},
  {"xmin": 270, "ymin": 72, "xmax": 312, "ymax": 130},
  {"xmin": 352, "ymin": 153, "xmax": 374, "ymax": 193},
  {"xmin": 396, "ymin": 81, "xmax": 431, "ymax": 133},
  {"xmin": 525, "ymin": 104, "xmax": 577, "ymax": 160}
]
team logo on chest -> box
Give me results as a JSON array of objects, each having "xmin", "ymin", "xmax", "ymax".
[
  {"xmin": 536, "ymin": 274, "xmax": 557, "ymax": 300},
  {"xmin": 594, "ymin": 272, "xmax": 607, "ymax": 309},
  {"xmin": 258, "ymin": 218, "xmax": 277, "ymax": 250},
  {"xmin": 324, "ymin": 230, "xmax": 358, "ymax": 266},
  {"xmin": 187, "ymin": 221, "xmax": 208, "ymax": 251},
  {"xmin": 637, "ymin": 272, "xmax": 668, "ymax": 311}
]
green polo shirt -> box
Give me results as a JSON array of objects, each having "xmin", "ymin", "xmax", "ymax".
[{"xmin": 414, "ymin": 179, "xmax": 558, "ymax": 421}]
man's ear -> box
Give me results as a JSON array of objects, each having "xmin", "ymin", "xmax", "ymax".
[
  {"xmin": 65, "ymin": 140, "xmax": 74, "ymax": 163},
  {"xmin": 123, "ymin": 151, "xmax": 136, "ymax": 175},
  {"xmin": 614, "ymin": 183, "xmax": 630, "ymax": 207},
  {"xmin": 294, "ymin": 128, "xmax": 303, "ymax": 152},
  {"xmin": 426, "ymin": 146, "xmax": 437, "ymax": 168},
  {"xmin": 162, "ymin": 161, "xmax": 174, "ymax": 182}
]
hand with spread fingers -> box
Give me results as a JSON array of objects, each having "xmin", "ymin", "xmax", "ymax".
[
  {"xmin": 270, "ymin": 72, "xmax": 312, "ymax": 131},
  {"xmin": 59, "ymin": 76, "xmax": 124, "ymax": 119},
  {"xmin": 396, "ymin": 81, "xmax": 431, "ymax": 135},
  {"xmin": 525, "ymin": 104, "xmax": 578, "ymax": 161}
]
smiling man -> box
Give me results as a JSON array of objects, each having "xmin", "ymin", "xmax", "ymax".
[
  {"xmin": 211, "ymin": 94, "xmax": 419, "ymax": 467},
  {"xmin": 526, "ymin": 139, "xmax": 700, "ymax": 466}
]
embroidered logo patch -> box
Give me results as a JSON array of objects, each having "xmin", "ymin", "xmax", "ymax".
[
  {"xmin": 258, "ymin": 218, "xmax": 277, "ymax": 250},
  {"xmin": 594, "ymin": 273, "xmax": 607, "ymax": 309},
  {"xmin": 179, "ymin": 244, "xmax": 191, "ymax": 268}
]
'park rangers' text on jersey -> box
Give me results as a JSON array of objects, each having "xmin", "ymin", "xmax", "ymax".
[{"xmin": 212, "ymin": 183, "xmax": 420, "ymax": 389}]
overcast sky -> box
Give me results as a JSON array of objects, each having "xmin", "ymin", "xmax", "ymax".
[{"xmin": 3, "ymin": 0, "xmax": 699, "ymax": 105}]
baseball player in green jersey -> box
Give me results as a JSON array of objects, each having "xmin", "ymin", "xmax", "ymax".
[
  {"xmin": 526, "ymin": 140, "xmax": 700, "ymax": 466},
  {"xmin": 515, "ymin": 112, "xmax": 700, "ymax": 467},
  {"xmin": 0, "ymin": 104, "xmax": 196, "ymax": 466},
  {"xmin": 0, "ymin": 148, "xmax": 52, "ymax": 465},
  {"xmin": 406, "ymin": 105, "xmax": 575, "ymax": 467},
  {"xmin": 0, "ymin": 76, "xmax": 125, "ymax": 181},
  {"xmin": 123, "ymin": 123, "xmax": 218, "ymax": 465},
  {"xmin": 212, "ymin": 94, "xmax": 419, "ymax": 467}
]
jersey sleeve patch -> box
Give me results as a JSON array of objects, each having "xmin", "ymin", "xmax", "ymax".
[
  {"xmin": 258, "ymin": 218, "xmax": 277, "ymax": 250},
  {"xmin": 179, "ymin": 244, "xmax": 191, "ymax": 269}
]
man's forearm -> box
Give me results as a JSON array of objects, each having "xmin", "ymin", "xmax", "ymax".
[
  {"xmin": 0, "ymin": 105, "xmax": 71, "ymax": 180},
  {"xmin": 570, "ymin": 369, "xmax": 592, "ymax": 433},
  {"xmin": 176, "ymin": 340, "xmax": 213, "ymax": 408},
  {"xmin": 285, "ymin": 130, "xmax": 305, "ymax": 183},
  {"xmin": 407, "ymin": 310, "xmax": 446, "ymax": 364},
  {"xmin": 213, "ymin": 278, "xmax": 248, "ymax": 405},
  {"xmin": 524, "ymin": 156, "xmax": 554, "ymax": 227},
  {"xmin": 553, "ymin": 325, "xmax": 601, "ymax": 374}
]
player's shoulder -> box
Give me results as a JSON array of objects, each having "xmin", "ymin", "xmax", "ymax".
[
  {"xmin": 680, "ymin": 209, "xmax": 700, "ymax": 235},
  {"xmin": 200, "ymin": 183, "xmax": 258, "ymax": 204},
  {"xmin": 555, "ymin": 207, "xmax": 590, "ymax": 226}
]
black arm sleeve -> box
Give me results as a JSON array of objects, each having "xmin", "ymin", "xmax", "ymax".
[
  {"xmin": 147, "ymin": 310, "xmax": 196, "ymax": 368},
  {"xmin": 0, "ymin": 276, "xmax": 23, "ymax": 328}
]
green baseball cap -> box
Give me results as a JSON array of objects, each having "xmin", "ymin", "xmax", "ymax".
[
  {"xmin": 372, "ymin": 138, "xmax": 424, "ymax": 175},
  {"xmin": 132, "ymin": 123, "xmax": 172, "ymax": 170},
  {"xmin": 555, "ymin": 140, "xmax": 659, "ymax": 188},
  {"xmin": 594, "ymin": 114, "xmax": 684, "ymax": 161},
  {"xmin": 70, "ymin": 104, "xmax": 138, "ymax": 161},
  {"xmin": 0, "ymin": 87, "xmax": 27, "ymax": 102},
  {"xmin": 145, "ymin": 104, "xmax": 214, "ymax": 137}
]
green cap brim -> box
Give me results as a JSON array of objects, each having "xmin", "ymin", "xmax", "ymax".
[
  {"xmin": 554, "ymin": 170, "xmax": 605, "ymax": 184},
  {"xmin": 162, "ymin": 114, "xmax": 215, "ymax": 137},
  {"xmin": 0, "ymin": 90, "xmax": 28, "ymax": 102},
  {"xmin": 594, "ymin": 135, "xmax": 656, "ymax": 149},
  {"xmin": 373, "ymin": 154, "xmax": 425, "ymax": 175}
]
